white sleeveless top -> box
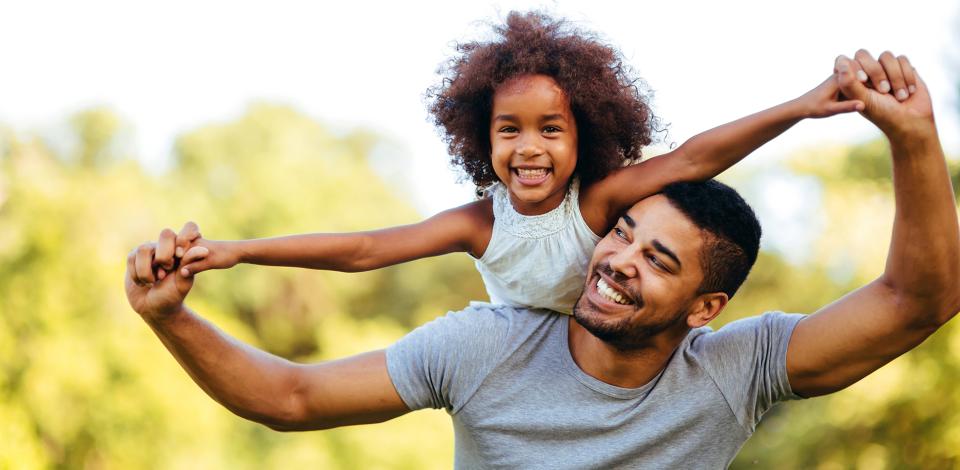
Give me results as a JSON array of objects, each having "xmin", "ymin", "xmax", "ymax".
[{"xmin": 474, "ymin": 180, "xmax": 602, "ymax": 314}]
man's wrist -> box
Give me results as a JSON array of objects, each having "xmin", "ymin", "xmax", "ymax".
[
  {"xmin": 886, "ymin": 122, "xmax": 940, "ymax": 153},
  {"xmin": 142, "ymin": 303, "xmax": 190, "ymax": 328}
]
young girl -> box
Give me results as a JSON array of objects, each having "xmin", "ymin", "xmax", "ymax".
[{"xmin": 161, "ymin": 12, "xmax": 867, "ymax": 314}]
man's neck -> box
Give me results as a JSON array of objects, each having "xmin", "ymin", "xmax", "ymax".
[{"xmin": 566, "ymin": 316, "xmax": 688, "ymax": 389}]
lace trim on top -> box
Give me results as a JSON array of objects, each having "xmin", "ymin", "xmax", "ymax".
[{"xmin": 489, "ymin": 180, "xmax": 579, "ymax": 239}]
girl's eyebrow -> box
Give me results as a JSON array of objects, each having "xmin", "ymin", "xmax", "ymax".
[{"xmin": 493, "ymin": 113, "xmax": 567, "ymax": 122}]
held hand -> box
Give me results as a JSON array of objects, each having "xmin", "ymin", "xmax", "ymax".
[
  {"xmin": 797, "ymin": 74, "xmax": 865, "ymax": 119},
  {"xmin": 835, "ymin": 50, "xmax": 934, "ymax": 138},
  {"xmin": 168, "ymin": 221, "xmax": 241, "ymax": 277},
  {"xmin": 125, "ymin": 234, "xmax": 208, "ymax": 321}
]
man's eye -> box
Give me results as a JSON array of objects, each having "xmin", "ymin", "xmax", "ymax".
[
  {"xmin": 613, "ymin": 227, "xmax": 627, "ymax": 239},
  {"xmin": 648, "ymin": 255, "xmax": 666, "ymax": 270}
]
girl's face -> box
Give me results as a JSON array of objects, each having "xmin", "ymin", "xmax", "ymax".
[{"xmin": 489, "ymin": 74, "xmax": 578, "ymax": 215}]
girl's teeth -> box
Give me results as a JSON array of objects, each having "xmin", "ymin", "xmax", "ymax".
[{"xmin": 517, "ymin": 168, "xmax": 548, "ymax": 178}]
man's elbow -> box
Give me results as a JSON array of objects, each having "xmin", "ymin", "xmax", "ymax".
[
  {"xmin": 925, "ymin": 272, "xmax": 960, "ymax": 327},
  {"xmin": 934, "ymin": 284, "xmax": 960, "ymax": 327},
  {"xmin": 240, "ymin": 375, "xmax": 332, "ymax": 432},
  {"xmin": 885, "ymin": 277, "xmax": 960, "ymax": 329},
  {"xmin": 262, "ymin": 419, "xmax": 316, "ymax": 433},
  {"xmin": 261, "ymin": 413, "xmax": 338, "ymax": 433},
  {"xmin": 255, "ymin": 400, "xmax": 332, "ymax": 433}
]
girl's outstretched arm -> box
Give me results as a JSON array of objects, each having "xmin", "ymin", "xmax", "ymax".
[
  {"xmin": 172, "ymin": 199, "xmax": 493, "ymax": 277},
  {"xmin": 580, "ymin": 74, "xmax": 872, "ymax": 234}
]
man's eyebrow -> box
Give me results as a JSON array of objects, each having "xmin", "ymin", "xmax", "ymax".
[
  {"xmin": 621, "ymin": 215, "xmax": 636, "ymax": 228},
  {"xmin": 652, "ymin": 239, "xmax": 682, "ymax": 269}
]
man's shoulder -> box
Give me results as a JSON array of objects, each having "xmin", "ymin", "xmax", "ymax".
[
  {"xmin": 399, "ymin": 304, "xmax": 561, "ymax": 348},
  {"xmin": 385, "ymin": 304, "xmax": 564, "ymax": 412},
  {"xmin": 685, "ymin": 311, "xmax": 806, "ymax": 355}
]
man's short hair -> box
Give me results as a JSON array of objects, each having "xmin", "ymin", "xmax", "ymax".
[{"xmin": 661, "ymin": 180, "xmax": 761, "ymax": 299}]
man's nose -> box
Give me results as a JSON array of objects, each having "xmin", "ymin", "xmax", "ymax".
[{"xmin": 608, "ymin": 246, "xmax": 640, "ymax": 280}]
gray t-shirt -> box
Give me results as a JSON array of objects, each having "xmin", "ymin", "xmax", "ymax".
[{"xmin": 386, "ymin": 305, "xmax": 804, "ymax": 469}]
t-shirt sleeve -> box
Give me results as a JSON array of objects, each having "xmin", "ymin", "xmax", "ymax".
[
  {"xmin": 691, "ymin": 311, "xmax": 805, "ymax": 433},
  {"xmin": 385, "ymin": 306, "xmax": 513, "ymax": 413}
]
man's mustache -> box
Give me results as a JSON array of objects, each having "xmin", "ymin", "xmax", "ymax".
[{"xmin": 595, "ymin": 262, "xmax": 644, "ymax": 309}]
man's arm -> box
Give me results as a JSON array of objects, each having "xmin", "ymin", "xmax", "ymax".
[
  {"xmin": 786, "ymin": 51, "xmax": 960, "ymax": 397},
  {"xmin": 127, "ymin": 236, "xmax": 411, "ymax": 431},
  {"xmin": 580, "ymin": 75, "xmax": 865, "ymax": 233}
]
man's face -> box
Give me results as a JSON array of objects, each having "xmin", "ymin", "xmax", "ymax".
[{"xmin": 573, "ymin": 195, "xmax": 708, "ymax": 349}]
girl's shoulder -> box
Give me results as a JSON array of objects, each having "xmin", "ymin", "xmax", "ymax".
[
  {"xmin": 458, "ymin": 197, "xmax": 494, "ymax": 227},
  {"xmin": 575, "ymin": 177, "xmax": 612, "ymax": 235},
  {"xmin": 445, "ymin": 197, "xmax": 494, "ymax": 258}
]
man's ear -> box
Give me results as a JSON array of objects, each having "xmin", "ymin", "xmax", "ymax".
[{"xmin": 686, "ymin": 292, "xmax": 729, "ymax": 328}]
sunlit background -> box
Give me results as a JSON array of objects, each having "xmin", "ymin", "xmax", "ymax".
[{"xmin": 2, "ymin": 1, "xmax": 959, "ymax": 468}]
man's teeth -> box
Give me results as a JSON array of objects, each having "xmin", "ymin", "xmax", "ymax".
[
  {"xmin": 517, "ymin": 168, "xmax": 548, "ymax": 178},
  {"xmin": 597, "ymin": 278, "xmax": 631, "ymax": 305}
]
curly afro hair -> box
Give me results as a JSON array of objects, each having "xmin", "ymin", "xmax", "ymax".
[{"xmin": 427, "ymin": 11, "xmax": 658, "ymax": 189}]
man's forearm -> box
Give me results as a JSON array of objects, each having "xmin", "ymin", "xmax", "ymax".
[
  {"xmin": 143, "ymin": 305, "xmax": 303, "ymax": 428},
  {"xmin": 884, "ymin": 126, "xmax": 960, "ymax": 324}
]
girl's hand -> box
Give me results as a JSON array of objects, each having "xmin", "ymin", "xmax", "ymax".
[
  {"xmin": 153, "ymin": 221, "xmax": 241, "ymax": 279},
  {"xmin": 177, "ymin": 237, "xmax": 240, "ymax": 277},
  {"xmin": 796, "ymin": 74, "xmax": 866, "ymax": 119}
]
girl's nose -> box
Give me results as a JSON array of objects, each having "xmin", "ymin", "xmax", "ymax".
[{"xmin": 516, "ymin": 134, "xmax": 544, "ymax": 158}]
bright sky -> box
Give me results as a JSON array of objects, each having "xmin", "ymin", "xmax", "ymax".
[{"xmin": 3, "ymin": 0, "xmax": 958, "ymax": 225}]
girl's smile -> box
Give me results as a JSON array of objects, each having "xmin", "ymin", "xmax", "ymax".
[{"xmin": 489, "ymin": 74, "xmax": 578, "ymax": 215}]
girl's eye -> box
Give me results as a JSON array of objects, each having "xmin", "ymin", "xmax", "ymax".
[
  {"xmin": 543, "ymin": 126, "xmax": 560, "ymax": 133},
  {"xmin": 499, "ymin": 126, "xmax": 518, "ymax": 133}
]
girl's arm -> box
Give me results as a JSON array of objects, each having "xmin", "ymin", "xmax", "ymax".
[
  {"xmin": 174, "ymin": 199, "xmax": 493, "ymax": 277},
  {"xmin": 580, "ymin": 74, "xmax": 866, "ymax": 233}
]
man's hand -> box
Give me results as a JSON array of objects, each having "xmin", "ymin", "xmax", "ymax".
[
  {"xmin": 834, "ymin": 50, "xmax": 932, "ymax": 138},
  {"xmin": 125, "ymin": 227, "xmax": 208, "ymax": 321}
]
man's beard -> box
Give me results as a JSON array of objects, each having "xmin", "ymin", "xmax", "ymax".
[{"xmin": 572, "ymin": 262, "xmax": 688, "ymax": 351}]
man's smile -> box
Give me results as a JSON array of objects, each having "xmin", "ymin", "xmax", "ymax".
[
  {"xmin": 596, "ymin": 277, "xmax": 631, "ymax": 305},
  {"xmin": 587, "ymin": 266, "xmax": 643, "ymax": 312}
]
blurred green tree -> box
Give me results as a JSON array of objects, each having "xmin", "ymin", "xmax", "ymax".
[{"xmin": 0, "ymin": 105, "xmax": 483, "ymax": 469}]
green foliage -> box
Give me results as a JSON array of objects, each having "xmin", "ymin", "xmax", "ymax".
[
  {"xmin": 2, "ymin": 104, "xmax": 958, "ymax": 468},
  {"xmin": 71, "ymin": 107, "xmax": 123, "ymax": 169},
  {"xmin": 0, "ymin": 106, "xmax": 467, "ymax": 468}
]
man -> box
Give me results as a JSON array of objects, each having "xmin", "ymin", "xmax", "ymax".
[{"xmin": 126, "ymin": 51, "xmax": 959, "ymax": 468}]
